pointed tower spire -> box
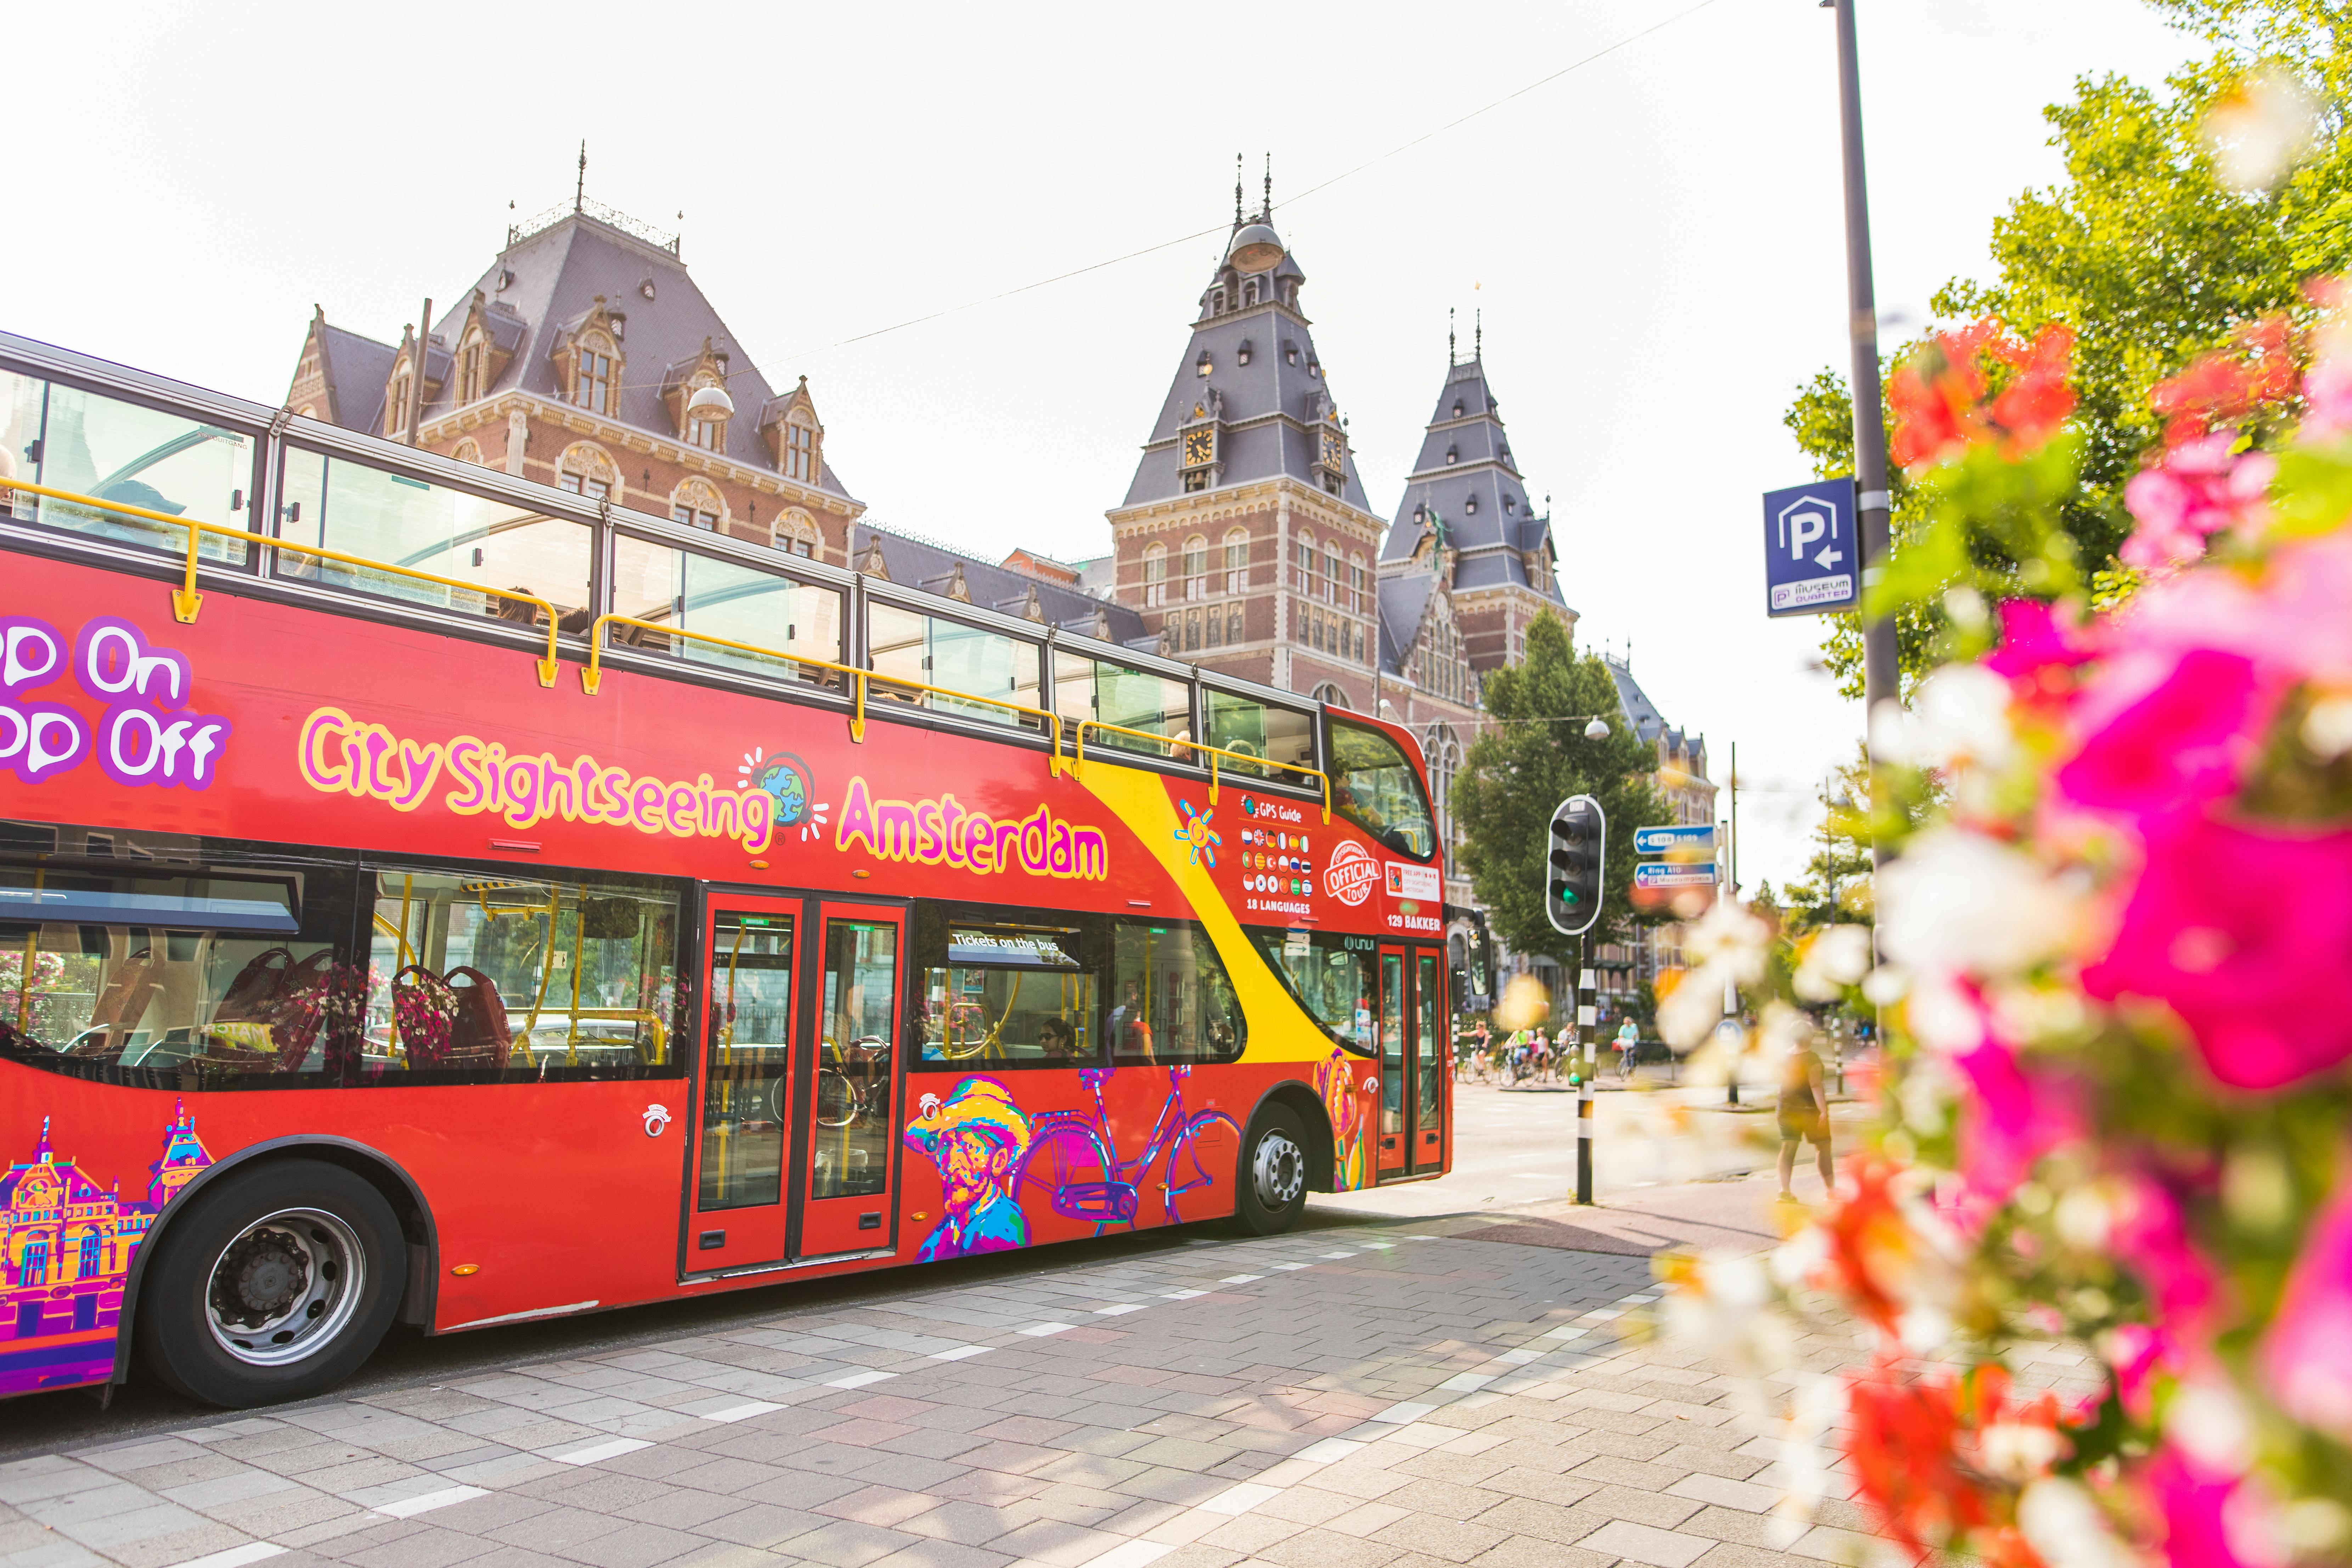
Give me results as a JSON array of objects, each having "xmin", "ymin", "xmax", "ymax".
[
  {"xmin": 1234, "ymin": 154, "xmax": 1244, "ymax": 228},
  {"xmin": 1448, "ymin": 309, "xmax": 1456, "ymax": 367},
  {"xmin": 1475, "ymin": 309, "xmax": 1482, "ymax": 360},
  {"xmin": 34, "ymin": 1115, "xmax": 52, "ymax": 1162},
  {"xmin": 575, "ymin": 141, "xmax": 587, "ymax": 213},
  {"xmin": 1261, "ymin": 154, "xmax": 1272, "ymax": 222}
]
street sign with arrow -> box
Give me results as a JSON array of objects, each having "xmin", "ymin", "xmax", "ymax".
[{"xmin": 1762, "ymin": 477, "xmax": 1861, "ymax": 617}]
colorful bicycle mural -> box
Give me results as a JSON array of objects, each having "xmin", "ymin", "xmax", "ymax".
[{"xmin": 1023, "ymin": 1065, "xmax": 1237, "ymax": 1230}]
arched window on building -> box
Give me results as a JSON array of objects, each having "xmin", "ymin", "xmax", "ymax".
[
  {"xmin": 1292, "ymin": 530, "xmax": 1315, "ymax": 593},
  {"xmin": 450, "ymin": 438, "xmax": 484, "ymax": 467},
  {"xmin": 670, "ymin": 476, "xmax": 726, "ymax": 531},
  {"xmin": 557, "ymin": 442, "xmax": 620, "ymax": 501},
  {"xmin": 773, "ymin": 507, "xmax": 821, "ymax": 558},
  {"xmin": 1350, "ymin": 552, "xmax": 1368, "ymax": 615},
  {"xmin": 1323, "ymin": 544, "xmax": 1342, "ymax": 605},
  {"xmin": 1424, "ymin": 723, "xmax": 1463, "ymax": 854},
  {"xmin": 1222, "ymin": 526, "xmax": 1250, "ymax": 593},
  {"xmin": 1142, "ymin": 542, "xmax": 1168, "ymax": 607},
  {"xmin": 1226, "ymin": 606, "xmax": 1243, "ymax": 644},
  {"xmin": 1182, "ymin": 535, "xmax": 1207, "ymax": 601},
  {"xmin": 1310, "ymin": 681, "xmax": 1350, "ymax": 710}
]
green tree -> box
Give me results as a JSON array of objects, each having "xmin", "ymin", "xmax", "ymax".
[
  {"xmin": 1781, "ymin": 743, "xmax": 1875, "ymax": 933},
  {"xmin": 1449, "ymin": 614, "xmax": 1670, "ymax": 961},
  {"xmin": 1786, "ymin": 1, "xmax": 2352, "ymax": 697}
]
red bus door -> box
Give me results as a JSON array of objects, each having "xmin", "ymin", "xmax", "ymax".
[
  {"xmin": 1414, "ymin": 950, "xmax": 1445, "ymax": 1173},
  {"xmin": 1377, "ymin": 947, "xmax": 1408, "ymax": 1175},
  {"xmin": 797, "ymin": 902, "xmax": 907, "ymax": 1258},
  {"xmin": 688, "ymin": 899, "xmax": 800, "ymax": 1271}
]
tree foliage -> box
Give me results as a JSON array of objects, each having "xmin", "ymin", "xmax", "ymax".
[
  {"xmin": 1780, "ymin": 741, "xmax": 1874, "ymax": 933},
  {"xmin": 1784, "ymin": 0, "xmax": 2352, "ymax": 697},
  {"xmin": 1449, "ymin": 614, "xmax": 1670, "ymax": 962}
]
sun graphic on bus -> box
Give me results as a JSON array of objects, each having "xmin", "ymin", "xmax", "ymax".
[
  {"xmin": 737, "ymin": 747, "xmax": 830, "ymax": 842},
  {"xmin": 1172, "ymin": 799, "xmax": 1220, "ymax": 869}
]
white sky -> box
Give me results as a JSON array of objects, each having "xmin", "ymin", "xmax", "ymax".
[{"xmin": 7, "ymin": 0, "xmax": 2199, "ymax": 887}]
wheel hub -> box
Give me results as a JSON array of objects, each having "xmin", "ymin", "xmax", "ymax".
[
  {"xmin": 204, "ymin": 1207, "xmax": 365, "ymax": 1367},
  {"xmin": 1254, "ymin": 1131, "xmax": 1304, "ymax": 1207},
  {"xmin": 213, "ymin": 1229, "xmax": 310, "ymax": 1326}
]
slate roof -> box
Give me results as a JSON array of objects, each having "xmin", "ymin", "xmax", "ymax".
[
  {"xmin": 317, "ymin": 324, "xmax": 397, "ymax": 436},
  {"xmin": 1119, "ymin": 224, "xmax": 1375, "ymax": 513},
  {"xmin": 1603, "ymin": 653, "xmax": 1704, "ymax": 763},
  {"xmin": 1381, "ymin": 355, "xmax": 1568, "ymax": 610},
  {"xmin": 1376, "ymin": 574, "xmax": 1434, "ymax": 679},
  {"xmin": 847, "ymin": 524, "xmax": 1147, "ymax": 644},
  {"xmin": 311, "ymin": 209, "xmax": 857, "ymax": 503}
]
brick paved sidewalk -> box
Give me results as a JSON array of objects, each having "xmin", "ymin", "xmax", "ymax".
[{"xmin": 2, "ymin": 1218, "xmax": 1916, "ymax": 1568}]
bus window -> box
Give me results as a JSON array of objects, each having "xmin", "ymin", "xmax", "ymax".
[
  {"xmin": 913, "ymin": 908, "xmax": 1098, "ymax": 1070},
  {"xmin": 1203, "ymin": 689, "xmax": 1315, "ymax": 783},
  {"xmin": 1054, "ymin": 651, "xmax": 1192, "ymax": 760},
  {"xmin": 1329, "ymin": 718, "xmax": 1437, "ymax": 859},
  {"xmin": 2, "ymin": 369, "xmax": 254, "ymax": 565},
  {"xmin": 362, "ymin": 868, "xmax": 683, "ymax": 1080},
  {"xmin": 867, "ymin": 601, "xmax": 1043, "ymax": 729},
  {"xmin": 608, "ymin": 534, "xmax": 844, "ymax": 689},
  {"xmin": 1244, "ymin": 927, "xmax": 1377, "ymax": 1055},
  {"xmin": 816, "ymin": 917, "xmax": 898, "ymax": 1200},
  {"xmin": 1109, "ymin": 920, "xmax": 1245, "ymax": 1066},
  {"xmin": 0, "ymin": 861, "xmax": 366, "ymax": 1081},
  {"xmin": 277, "ymin": 445, "xmax": 591, "ymax": 631}
]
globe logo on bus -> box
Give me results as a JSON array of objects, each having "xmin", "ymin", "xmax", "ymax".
[{"xmin": 737, "ymin": 747, "xmax": 829, "ymax": 841}]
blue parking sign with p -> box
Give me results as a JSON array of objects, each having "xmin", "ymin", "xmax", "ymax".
[{"xmin": 1762, "ymin": 477, "xmax": 1860, "ymax": 617}]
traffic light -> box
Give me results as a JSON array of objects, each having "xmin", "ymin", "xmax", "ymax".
[{"xmin": 1546, "ymin": 794, "xmax": 1606, "ymax": 937}]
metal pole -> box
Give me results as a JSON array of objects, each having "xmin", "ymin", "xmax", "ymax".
[
  {"xmin": 1833, "ymin": 0, "xmax": 1897, "ymax": 862},
  {"xmin": 407, "ymin": 297, "xmax": 432, "ymax": 449},
  {"xmin": 1575, "ymin": 937, "xmax": 1595, "ymax": 1204}
]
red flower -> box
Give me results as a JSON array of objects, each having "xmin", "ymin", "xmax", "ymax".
[
  {"xmin": 1819, "ymin": 1154, "xmax": 1923, "ymax": 1336},
  {"xmin": 2149, "ymin": 314, "xmax": 2299, "ymax": 447},
  {"xmin": 1990, "ymin": 324, "xmax": 2079, "ymax": 452},
  {"xmin": 1889, "ymin": 320, "xmax": 2076, "ymax": 471},
  {"xmin": 1843, "ymin": 1361, "xmax": 2066, "ymax": 1566}
]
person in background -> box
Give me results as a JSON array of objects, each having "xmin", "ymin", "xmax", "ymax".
[
  {"xmin": 1777, "ymin": 1031, "xmax": 1835, "ymax": 1202},
  {"xmin": 1038, "ymin": 1016, "xmax": 1077, "ymax": 1064},
  {"xmin": 1615, "ymin": 1017, "xmax": 1640, "ymax": 1080}
]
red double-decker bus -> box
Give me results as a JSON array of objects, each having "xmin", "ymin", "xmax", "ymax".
[{"xmin": 0, "ymin": 330, "xmax": 1454, "ymax": 1409}]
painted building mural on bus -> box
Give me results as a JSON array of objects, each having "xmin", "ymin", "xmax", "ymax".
[{"xmin": 0, "ymin": 1101, "xmax": 214, "ymax": 1395}]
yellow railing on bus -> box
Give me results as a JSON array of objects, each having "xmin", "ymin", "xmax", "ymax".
[
  {"xmin": 0, "ymin": 479, "xmax": 561, "ymax": 688},
  {"xmin": 1073, "ymin": 718, "xmax": 1330, "ymax": 823},
  {"xmin": 581, "ymin": 613, "xmax": 1063, "ymax": 771}
]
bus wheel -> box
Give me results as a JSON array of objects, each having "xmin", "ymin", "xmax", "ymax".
[
  {"xmin": 1231, "ymin": 1105, "xmax": 1307, "ymax": 1236},
  {"xmin": 136, "ymin": 1158, "xmax": 406, "ymax": 1409}
]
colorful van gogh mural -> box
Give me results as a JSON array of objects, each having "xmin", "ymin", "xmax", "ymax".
[{"xmin": 1, "ymin": 1101, "xmax": 213, "ymax": 1395}]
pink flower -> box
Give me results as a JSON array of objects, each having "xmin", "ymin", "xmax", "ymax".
[
  {"xmin": 2260, "ymin": 1171, "xmax": 2352, "ymax": 1439},
  {"xmin": 2145, "ymin": 1450, "xmax": 2272, "ymax": 1568},
  {"xmin": 2083, "ymin": 810, "xmax": 2352, "ymax": 1089},
  {"xmin": 2303, "ymin": 355, "xmax": 2352, "ymax": 443},
  {"xmin": 1949, "ymin": 1040, "xmax": 2080, "ymax": 1216},
  {"xmin": 2121, "ymin": 434, "xmax": 2275, "ymax": 570},
  {"xmin": 2109, "ymin": 1177, "xmax": 2220, "ymax": 1331},
  {"xmin": 2102, "ymin": 1322, "xmax": 2173, "ymax": 1419},
  {"xmin": 2054, "ymin": 648, "xmax": 2267, "ymax": 815},
  {"xmin": 1985, "ymin": 598, "xmax": 2094, "ymax": 679}
]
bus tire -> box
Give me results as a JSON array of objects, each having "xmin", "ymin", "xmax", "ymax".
[
  {"xmin": 1230, "ymin": 1104, "xmax": 1308, "ymax": 1236},
  {"xmin": 135, "ymin": 1158, "xmax": 406, "ymax": 1409}
]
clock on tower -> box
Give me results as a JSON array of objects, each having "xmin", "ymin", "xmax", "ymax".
[{"xmin": 1183, "ymin": 428, "xmax": 1214, "ymax": 468}]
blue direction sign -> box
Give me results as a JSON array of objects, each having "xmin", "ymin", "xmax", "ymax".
[
  {"xmin": 1763, "ymin": 477, "xmax": 1860, "ymax": 617},
  {"xmin": 1635, "ymin": 862, "xmax": 1720, "ymax": 891},
  {"xmin": 1634, "ymin": 824, "xmax": 1718, "ymax": 857}
]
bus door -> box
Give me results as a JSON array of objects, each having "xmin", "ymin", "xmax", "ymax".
[
  {"xmin": 688, "ymin": 898, "xmax": 800, "ymax": 1271},
  {"xmin": 1377, "ymin": 946, "xmax": 1408, "ymax": 1175},
  {"xmin": 1413, "ymin": 949, "xmax": 1445, "ymax": 1173},
  {"xmin": 796, "ymin": 902, "xmax": 907, "ymax": 1258}
]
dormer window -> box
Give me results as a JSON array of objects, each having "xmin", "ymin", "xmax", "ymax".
[
  {"xmin": 1284, "ymin": 341, "xmax": 1299, "ymax": 366},
  {"xmin": 573, "ymin": 343, "xmax": 613, "ymax": 414},
  {"xmin": 1210, "ymin": 288, "xmax": 1226, "ymax": 315},
  {"xmin": 783, "ymin": 413, "xmax": 816, "ymax": 482},
  {"xmin": 1465, "ymin": 493, "xmax": 1478, "ymax": 515},
  {"xmin": 687, "ymin": 415, "xmax": 723, "ymax": 451},
  {"xmin": 1308, "ymin": 359, "xmax": 1321, "ymax": 379},
  {"xmin": 458, "ymin": 339, "xmax": 486, "ymax": 404},
  {"xmin": 1452, "ymin": 400, "xmax": 1465, "ymax": 418},
  {"xmin": 1237, "ymin": 339, "xmax": 1253, "ymax": 366},
  {"xmin": 1504, "ymin": 495, "xmax": 1516, "ymax": 514},
  {"xmin": 1445, "ymin": 445, "xmax": 1459, "ymax": 465},
  {"xmin": 1196, "ymin": 351, "xmax": 1212, "ymax": 378},
  {"xmin": 639, "ymin": 278, "xmax": 656, "ymax": 300},
  {"xmin": 1242, "ymin": 279, "xmax": 1259, "ymax": 306}
]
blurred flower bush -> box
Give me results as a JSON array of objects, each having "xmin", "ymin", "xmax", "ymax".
[{"xmin": 1664, "ymin": 288, "xmax": 2352, "ymax": 1565}]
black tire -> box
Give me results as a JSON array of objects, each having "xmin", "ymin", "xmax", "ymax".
[
  {"xmin": 135, "ymin": 1158, "xmax": 406, "ymax": 1409},
  {"xmin": 1230, "ymin": 1104, "xmax": 1309, "ymax": 1236}
]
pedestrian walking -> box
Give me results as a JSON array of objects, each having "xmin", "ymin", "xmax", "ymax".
[
  {"xmin": 1615, "ymin": 1018, "xmax": 1639, "ymax": 1081},
  {"xmin": 1777, "ymin": 1032, "xmax": 1834, "ymax": 1202}
]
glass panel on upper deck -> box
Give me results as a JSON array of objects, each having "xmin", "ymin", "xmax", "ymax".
[
  {"xmin": 1054, "ymin": 651, "xmax": 1193, "ymax": 760},
  {"xmin": 1, "ymin": 369, "xmax": 253, "ymax": 565},
  {"xmin": 1203, "ymin": 689, "xmax": 1316, "ymax": 785},
  {"xmin": 277, "ymin": 446, "xmax": 590, "ymax": 628},
  {"xmin": 609, "ymin": 535, "xmax": 844, "ymax": 690},
  {"xmin": 867, "ymin": 601, "xmax": 1043, "ymax": 731}
]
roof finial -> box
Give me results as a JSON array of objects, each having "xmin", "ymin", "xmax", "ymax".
[
  {"xmin": 1234, "ymin": 153, "xmax": 1244, "ymax": 228},
  {"xmin": 575, "ymin": 140, "xmax": 586, "ymax": 214},
  {"xmin": 1448, "ymin": 308, "xmax": 1456, "ymax": 367},
  {"xmin": 1262, "ymin": 153, "xmax": 1272, "ymax": 222},
  {"xmin": 1474, "ymin": 308, "xmax": 1482, "ymax": 360}
]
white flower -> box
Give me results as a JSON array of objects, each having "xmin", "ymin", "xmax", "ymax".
[
  {"xmin": 1903, "ymin": 970, "xmax": 1988, "ymax": 1055},
  {"xmin": 1793, "ymin": 925, "xmax": 1873, "ymax": 1002},
  {"xmin": 1981, "ymin": 1421, "xmax": 2067, "ymax": 1483},
  {"xmin": 1879, "ymin": 828, "xmax": 2081, "ymax": 980},
  {"xmin": 2168, "ymin": 1381, "xmax": 2257, "ymax": 1478},
  {"xmin": 1658, "ymin": 961, "xmax": 1731, "ymax": 1049},
  {"xmin": 1685, "ymin": 898, "xmax": 1772, "ymax": 986},
  {"xmin": 2202, "ymin": 64, "xmax": 2319, "ymax": 193},
  {"xmin": 2019, "ymin": 1478, "xmax": 2139, "ymax": 1568},
  {"xmin": 1913, "ymin": 663, "xmax": 2018, "ymax": 773}
]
